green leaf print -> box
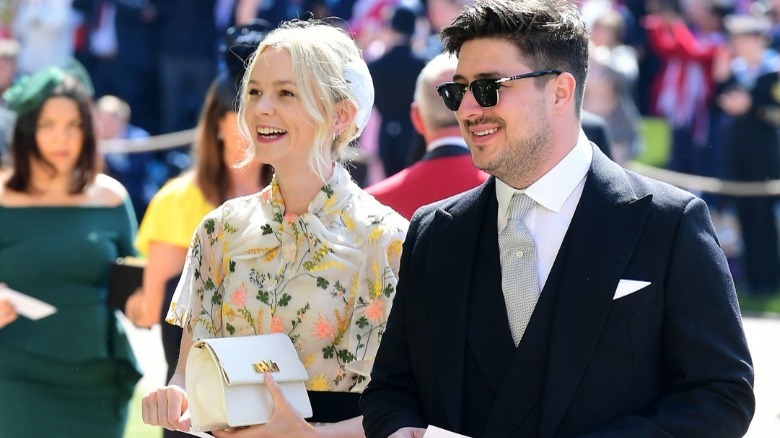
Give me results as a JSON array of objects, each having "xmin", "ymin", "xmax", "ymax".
[
  {"xmin": 337, "ymin": 349, "xmax": 356, "ymax": 363},
  {"xmin": 261, "ymin": 224, "xmax": 273, "ymax": 235},
  {"xmin": 205, "ymin": 219, "xmax": 215, "ymax": 234},
  {"xmin": 383, "ymin": 283, "xmax": 394, "ymax": 297},
  {"xmin": 229, "ymin": 260, "xmax": 236, "ymax": 273},
  {"xmin": 226, "ymin": 323, "xmax": 235, "ymax": 335},
  {"xmin": 355, "ymin": 316, "xmax": 369, "ymax": 329},
  {"xmin": 323, "ymin": 345, "xmax": 335, "ymax": 359},
  {"xmin": 317, "ymin": 277, "xmax": 330, "ymax": 289},
  {"xmin": 205, "ymin": 278, "xmax": 216, "ymax": 291},
  {"xmin": 279, "ymin": 293, "xmax": 292, "ymax": 307},
  {"xmin": 257, "ymin": 290, "xmax": 270, "ymax": 306}
]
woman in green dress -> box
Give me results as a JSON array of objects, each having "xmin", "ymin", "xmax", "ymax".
[{"xmin": 0, "ymin": 64, "xmax": 141, "ymax": 437}]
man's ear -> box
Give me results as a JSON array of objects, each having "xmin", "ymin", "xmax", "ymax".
[
  {"xmin": 410, "ymin": 102, "xmax": 425, "ymax": 136},
  {"xmin": 551, "ymin": 72, "xmax": 577, "ymax": 115},
  {"xmin": 333, "ymin": 99, "xmax": 357, "ymax": 135}
]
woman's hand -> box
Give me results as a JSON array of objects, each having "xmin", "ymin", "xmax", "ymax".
[
  {"xmin": 0, "ymin": 298, "xmax": 17, "ymax": 328},
  {"xmin": 124, "ymin": 288, "xmax": 154, "ymax": 328},
  {"xmin": 212, "ymin": 373, "xmax": 316, "ymax": 438},
  {"xmin": 141, "ymin": 385, "xmax": 191, "ymax": 432}
]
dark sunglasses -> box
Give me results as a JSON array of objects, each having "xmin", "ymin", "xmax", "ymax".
[{"xmin": 436, "ymin": 69, "xmax": 562, "ymax": 111}]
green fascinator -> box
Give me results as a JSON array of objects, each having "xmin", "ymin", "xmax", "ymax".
[{"xmin": 3, "ymin": 59, "xmax": 94, "ymax": 116}]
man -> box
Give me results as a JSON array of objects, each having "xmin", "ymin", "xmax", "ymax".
[
  {"xmin": 360, "ymin": 1, "xmax": 755, "ymax": 437},
  {"xmin": 366, "ymin": 53, "xmax": 489, "ymax": 220},
  {"xmin": 368, "ymin": 5, "xmax": 428, "ymax": 177}
]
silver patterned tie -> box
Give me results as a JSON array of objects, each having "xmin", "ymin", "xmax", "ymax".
[{"xmin": 499, "ymin": 193, "xmax": 540, "ymax": 346}]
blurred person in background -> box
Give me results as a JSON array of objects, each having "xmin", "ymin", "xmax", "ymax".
[
  {"xmin": 366, "ymin": 53, "xmax": 488, "ymax": 219},
  {"xmin": 12, "ymin": 0, "xmax": 81, "ymax": 75},
  {"xmin": 716, "ymin": 13, "xmax": 780, "ymax": 296},
  {"xmin": 368, "ymin": 5, "xmax": 427, "ymax": 177},
  {"xmin": 95, "ymin": 94, "xmax": 162, "ymax": 221},
  {"xmin": 585, "ymin": 7, "xmax": 643, "ymax": 165},
  {"xmin": 140, "ymin": 19, "xmax": 408, "ymax": 436},
  {"xmin": 642, "ymin": 0, "xmax": 730, "ymax": 176},
  {"xmin": 72, "ymin": 0, "xmax": 159, "ymax": 134},
  {"xmin": 0, "ymin": 38, "xmax": 19, "ymax": 163},
  {"xmin": 0, "ymin": 63, "xmax": 140, "ymax": 437}
]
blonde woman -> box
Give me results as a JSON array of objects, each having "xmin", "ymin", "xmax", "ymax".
[{"xmin": 141, "ymin": 19, "xmax": 409, "ymax": 437}]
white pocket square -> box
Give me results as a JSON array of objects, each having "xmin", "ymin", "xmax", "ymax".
[{"xmin": 613, "ymin": 279, "xmax": 651, "ymax": 300}]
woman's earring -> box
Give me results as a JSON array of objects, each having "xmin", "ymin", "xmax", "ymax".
[{"xmin": 333, "ymin": 131, "xmax": 341, "ymax": 141}]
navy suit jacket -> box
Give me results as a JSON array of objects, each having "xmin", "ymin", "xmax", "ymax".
[{"xmin": 361, "ymin": 146, "xmax": 754, "ymax": 437}]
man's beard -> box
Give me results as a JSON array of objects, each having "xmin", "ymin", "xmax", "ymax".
[{"xmin": 473, "ymin": 115, "xmax": 550, "ymax": 186}]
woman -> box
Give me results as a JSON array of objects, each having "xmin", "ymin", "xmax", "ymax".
[
  {"xmin": 125, "ymin": 70, "xmax": 273, "ymax": 384},
  {"xmin": 141, "ymin": 19, "xmax": 409, "ymax": 437},
  {"xmin": 0, "ymin": 64, "xmax": 141, "ymax": 436}
]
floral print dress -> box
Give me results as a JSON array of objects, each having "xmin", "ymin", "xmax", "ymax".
[{"xmin": 167, "ymin": 164, "xmax": 408, "ymax": 392}]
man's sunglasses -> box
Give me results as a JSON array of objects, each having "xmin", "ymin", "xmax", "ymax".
[{"xmin": 436, "ymin": 69, "xmax": 562, "ymax": 111}]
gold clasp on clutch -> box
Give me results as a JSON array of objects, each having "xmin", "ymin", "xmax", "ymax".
[{"xmin": 252, "ymin": 360, "xmax": 280, "ymax": 373}]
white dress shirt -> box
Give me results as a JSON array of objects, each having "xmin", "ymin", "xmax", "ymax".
[{"xmin": 496, "ymin": 131, "xmax": 593, "ymax": 290}]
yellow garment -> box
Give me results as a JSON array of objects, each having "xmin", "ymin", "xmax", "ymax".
[{"xmin": 135, "ymin": 174, "xmax": 215, "ymax": 256}]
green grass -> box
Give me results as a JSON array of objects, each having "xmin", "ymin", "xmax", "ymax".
[
  {"xmin": 634, "ymin": 117, "xmax": 671, "ymax": 168},
  {"xmin": 738, "ymin": 291, "xmax": 780, "ymax": 316}
]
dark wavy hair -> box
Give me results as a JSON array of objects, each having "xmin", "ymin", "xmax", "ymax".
[
  {"xmin": 440, "ymin": 0, "xmax": 589, "ymax": 116},
  {"xmin": 5, "ymin": 81, "xmax": 98, "ymax": 194}
]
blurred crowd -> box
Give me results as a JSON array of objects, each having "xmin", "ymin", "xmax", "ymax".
[{"xmin": 0, "ymin": 0, "xmax": 779, "ymax": 296}]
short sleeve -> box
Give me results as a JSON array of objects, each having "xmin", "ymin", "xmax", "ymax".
[
  {"xmin": 165, "ymin": 208, "xmax": 225, "ymax": 340},
  {"xmin": 135, "ymin": 177, "xmax": 214, "ymax": 256}
]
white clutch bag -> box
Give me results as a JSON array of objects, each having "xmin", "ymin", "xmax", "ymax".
[{"xmin": 185, "ymin": 333, "xmax": 313, "ymax": 432}]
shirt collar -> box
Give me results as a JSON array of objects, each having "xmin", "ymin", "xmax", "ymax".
[
  {"xmin": 427, "ymin": 136, "xmax": 469, "ymax": 151},
  {"xmin": 496, "ymin": 131, "xmax": 592, "ymax": 216}
]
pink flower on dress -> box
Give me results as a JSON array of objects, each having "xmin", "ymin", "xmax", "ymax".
[
  {"xmin": 270, "ymin": 316, "xmax": 285, "ymax": 333},
  {"xmin": 284, "ymin": 213, "xmax": 299, "ymax": 225},
  {"xmin": 365, "ymin": 299, "xmax": 385, "ymax": 325},
  {"xmin": 313, "ymin": 313, "xmax": 337, "ymax": 341},
  {"xmin": 230, "ymin": 284, "xmax": 247, "ymax": 307},
  {"xmin": 259, "ymin": 189, "xmax": 272, "ymax": 203}
]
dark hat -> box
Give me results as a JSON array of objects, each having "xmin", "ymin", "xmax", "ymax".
[
  {"xmin": 220, "ymin": 19, "xmax": 274, "ymax": 80},
  {"xmin": 390, "ymin": 6, "xmax": 417, "ymax": 37},
  {"xmin": 724, "ymin": 14, "xmax": 771, "ymax": 36}
]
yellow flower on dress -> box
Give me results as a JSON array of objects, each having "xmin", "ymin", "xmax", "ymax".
[
  {"xmin": 387, "ymin": 239, "xmax": 403, "ymax": 258},
  {"xmin": 368, "ymin": 227, "xmax": 383, "ymax": 243},
  {"xmin": 313, "ymin": 313, "xmax": 337, "ymax": 341},
  {"xmin": 307, "ymin": 374, "xmax": 330, "ymax": 391}
]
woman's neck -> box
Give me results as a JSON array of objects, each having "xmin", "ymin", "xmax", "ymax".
[
  {"xmin": 274, "ymin": 162, "xmax": 334, "ymax": 215},
  {"xmin": 227, "ymin": 162, "xmax": 265, "ymax": 198}
]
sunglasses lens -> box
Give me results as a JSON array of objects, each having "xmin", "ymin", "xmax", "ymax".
[
  {"xmin": 437, "ymin": 83, "xmax": 465, "ymax": 111},
  {"xmin": 471, "ymin": 79, "xmax": 499, "ymax": 107}
]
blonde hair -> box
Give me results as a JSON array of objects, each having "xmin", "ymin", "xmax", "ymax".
[{"xmin": 238, "ymin": 20, "xmax": 369, "ymax": 181}]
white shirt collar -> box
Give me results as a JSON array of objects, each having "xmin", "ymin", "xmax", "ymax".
[
  {"xmin": 427, "ymin": 136, "xmax": 469, "ymax": 151},
  {"xmin": 496, "ymin": 131, "xmax": 592, "ymax": 219}
]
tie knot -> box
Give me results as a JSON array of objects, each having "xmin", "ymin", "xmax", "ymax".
[{"xmin": 507, "ymin": 193, "xmax": 534, "ymax": 222}]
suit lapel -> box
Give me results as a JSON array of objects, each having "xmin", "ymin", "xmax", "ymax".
[
  {"xmin": 539, "ymin": 149, "xmax": 653, "ymax": 437},
  {"xmin": 425, "ymin": 179, "xmax": 497, "ymax": 431}
]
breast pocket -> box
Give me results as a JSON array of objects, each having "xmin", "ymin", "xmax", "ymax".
[{"xmin": 607, "ymin": 283, "xmax": 658, "ymax": 320}]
